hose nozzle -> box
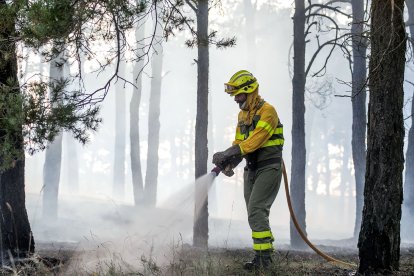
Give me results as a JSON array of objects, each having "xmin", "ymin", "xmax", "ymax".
[
  {"xmin": 211, "ymin": 164, "xmax": 234, "ymax": 177},
  {"xmin": 211, "ymin": 166, "xmax": 221, "ymax": 176}
]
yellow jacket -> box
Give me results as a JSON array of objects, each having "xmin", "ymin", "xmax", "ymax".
[{"xmin": 233, "ymin": 101, "xmax": 283, "ymax": 155}]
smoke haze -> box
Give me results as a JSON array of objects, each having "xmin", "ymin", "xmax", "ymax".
[{"xmin": 21, "ymin": 0, "xmax": 414, "ymax": 271}]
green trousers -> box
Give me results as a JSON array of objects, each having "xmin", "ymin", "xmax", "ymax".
[{"xmin": 244, "ymin": 162, "xmax": 283, "ymax": 252}]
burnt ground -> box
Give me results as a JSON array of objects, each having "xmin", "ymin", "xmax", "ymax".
[
  {"xmin": 7, "ymin": 197, "xmax": 413, "ymax": 275},
  {"xmin": 2, "ymin": 242, "xmax": 413, "ymax": 275},
  {"xmin": 165, "ymin": 245, "xmax": 414, "ymax": 276}
]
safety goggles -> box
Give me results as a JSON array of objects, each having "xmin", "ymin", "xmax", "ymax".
[
  {"xmin": 224, "ymin": 78, "xmax": 257, "ymax": 95},
  {"xmin": 224, "ymin": 83, "xmax": 239, "ymax": 94}
]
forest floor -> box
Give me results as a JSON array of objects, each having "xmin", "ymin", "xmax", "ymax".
[
  {"xmin": 7, "ymin": 195, "xmax": 413, "ymax": 275},
  {"xmin": 2, "ymin": 242, "xmax": 414, "ymax": 275}
]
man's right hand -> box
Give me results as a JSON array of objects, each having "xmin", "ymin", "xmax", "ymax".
[
  {"xmin": 213, "ymin": 145, "xmax": 241, "ymax": 167},
  {"xmin": 212, "ymin": 145, "xmax": 243, "ymax": 177}
]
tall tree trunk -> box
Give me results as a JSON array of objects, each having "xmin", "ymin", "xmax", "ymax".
[
  {"xmin": 65, "ymin": 134, "xmax": 79, "ymax": 193},
  {"xmin": 403, "ymin": 0, "xmax": 414, "ymax": 218},
  {"xmin": 189, "ymin": 117, "xmax": 195, "ymax": 177},
  {"xmin": 42, "ymin": 47, "xmax": 66, "ymax": 220},
  {"xmin": 0, "ymin": 160, "xmax": 34, "ymax": 262},
  {"xmin": 130, "ymin": 24, "xmax": 145, "ymax": 205},
  {"xmin": 42, "ymin": 133, "xmax": 62, "ymax": 219},
  {"xmin": 113, "ymin": 62, "xmax": 126, "ymax": 199},
  {"xmin": 358, "ymin": 0, "xmax": 406, "ymax": 273},
  {"xmin": 0, "ymin": 4, "xmax": 34, "ymax": 260},
  {"xmin": 144, "ymin": 13, "xmax": 163, "ymax": 207},
  {"xmin": 340, "ymin": 144, "xmax": 351, "ymax": 198},
  {"xmin": 170, "ymin": 128, "xmax": 179, "ymax": 175},
  {"xmin": 193, "ymin": 0, "xmax": 209, "ymax": 248},
  {"xmin": 324, "ymin": 143, "xmax": 331, "ymax": 196},
  {"xmin": 351, "ymin": 0, "xmax": 368, "ymax": 239},
  {"xmin": 290, "ymin": 0, "xmax": 307, "ymax": 249}
]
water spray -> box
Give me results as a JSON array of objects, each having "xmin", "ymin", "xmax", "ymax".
[{"xmin": 210, "ymin": 160, "xmax": 357, "ymax": 269}]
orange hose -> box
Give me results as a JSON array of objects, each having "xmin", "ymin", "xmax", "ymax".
[{"xmin": 282, "ymin": 160, "xmax": 358, "ymax": 268}]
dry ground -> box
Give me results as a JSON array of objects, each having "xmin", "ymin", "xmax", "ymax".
[{"xmin": 1, "ymin": 243, "xmax": 413, "ymax": 275}]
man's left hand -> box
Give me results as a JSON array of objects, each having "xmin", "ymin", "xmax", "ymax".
[{"xmin": 212, "ymin": 151, "xmax": 228, "ymax": 168}]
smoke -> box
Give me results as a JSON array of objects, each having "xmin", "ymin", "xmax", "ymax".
[
  {"xmin": 26, "ymin": 174, "xmax": 223, "ymax": 273},
  {"xmin": 21, "ymin": 2, "xmax": 414, "ymax": 273}
]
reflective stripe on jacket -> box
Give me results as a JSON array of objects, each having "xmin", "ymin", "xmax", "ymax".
[{"xmin": 232, "ymin": 101, "xmax": 283, "ymax": 161}]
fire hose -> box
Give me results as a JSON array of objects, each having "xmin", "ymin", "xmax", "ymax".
[
  {"xmin": 281, "ymin": 160, "xmax": 357, "ymax": 268},
  {"xmin": 212, "ymin": 159, "xmax": 357, "ymax": 268}
]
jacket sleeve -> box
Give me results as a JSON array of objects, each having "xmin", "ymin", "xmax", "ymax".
[
  {"xmin": 238, "ymin": 105, "xmax": 279, "ymax": 155},
  {"xmin": 232, "ymin": 112, "xmax": 244, "ymax": 147}
]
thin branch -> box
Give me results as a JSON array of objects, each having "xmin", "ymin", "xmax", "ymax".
[
  {"xmin": 305, "ymin": 34, "xmax": 351, "ymax": 77},
  {"xmin": 323, "ymin": 0, "xmax": 351, "ymax": 6},
  {"xmin": 305, "ymin": 21, "xmax": 318, "ymax": 38},
  {"xmin": 305, "ymin": 3, "xmax": 351, "ymax": 18},
  {"xmin": 185, "ymin": 0, "xmax": 197, "ymax": 13},
  {"xmin": 166, "ymin": 0, "xmax": 197, "ymax": 36}
]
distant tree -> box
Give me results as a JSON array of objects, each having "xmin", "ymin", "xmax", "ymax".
[
  {"xmin": 130, "ymin": 22, "xmax": 145, "ymax": 205},
  {"xmin": 323, "ymin": 142, "xmax": 331, "ymax": 196},
  {"xmin": 62, "ymin": 59, "xmax": 87, "ymax": 194},
  {"xmin": 42, "ymin": 44, "xmax": 68, "ymax": 220},
  {"xmin": 113, "ymin": 62, "xmax": 127, "ymax": 199},
  {"xmin": 291, "ymin": 0, "xmax": 372, "ymax": 247},
  {"xmin": 340, "ymin": 141, "xmax": 352, "ymax": 197},
  {"xmin": 403, "ymin": 0, "xmax": 414, "ymax": 218},
  {"xmin": 358, "ymin": 0, "xmax": 406, "ymax": 273},
  {"xmin": 64, "ymin": 133, "xmax": 79, "ymax": 193},
  {"xmin": 164, "ymin": 0, "xmax": 235, "ymax": 247},
  {"xmin": 291, "ymin": 0, "xmax": 307, "ymax": 249},
  {"xmin": 144, "ymin": 5, "xmax": 164, "ymax": 207},
  {"xmin": 193, "ymin": 0, "xmax": 210, "ymax": 248},
  {"xmin": 1, "ymin": 0, "xmax": 169, "ymax": 262},
  {"xmin": 350, "ymin": 0, "xmax": 368, "ymax": 239},
  {"xmin": 296, "ymin": 0, "xmax": 368, "ymax": 240}
]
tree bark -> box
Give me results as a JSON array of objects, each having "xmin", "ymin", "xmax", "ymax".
[
  {"xmin": 351, "ymin": 0, "xmax": 368, "ymax": 239},
  {"xmin": 358, "ymin": 0, "xmax": 406, "ymax": 273},
  {"xmin": 113, "ymin": 62, "xmax": 126, "ymax": 199},
  {"xmin": 290, "ymin": 0, "xmax": 307, "ymax": 249},
  {"xmin": 0, "ymin": 160, "xmax": 34, "ymax": 262},
  {"xmin": 130, "ymin": 24, "xmax": 145, "ymax": 205},
  {"xmin": 144, "ymin": 12, "xmax": 163, "ymax": 207},
  {"xmin": 193, "ymin": 0, "xmax": 209, "ymax": 248},
  {"xmin": 403, "ymin": 0, "xmax": 414, "ymax": 218},
  {"xmin": 42, "ymin": 47, "xmax": 66, "ymax": 220},
  {"xmin": 0, "ymin": 3, "xmax": 34, "ymax": 260}
]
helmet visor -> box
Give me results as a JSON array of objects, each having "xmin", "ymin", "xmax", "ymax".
[{"xmin": 224, "ymin": 83, "xmax": 238, "ymax": 94}]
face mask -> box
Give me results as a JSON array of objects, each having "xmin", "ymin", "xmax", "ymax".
[{"xmin": 240, "ymin": 100, "xmax": 247, "ymax": 110}]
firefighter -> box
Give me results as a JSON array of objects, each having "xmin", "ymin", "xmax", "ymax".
[{"xmin": 212, "ymin": 70, "xmax": 284, "ymax": 270}]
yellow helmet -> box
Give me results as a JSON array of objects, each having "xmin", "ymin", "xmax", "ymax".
[{"xmin": 224, "ymin": 70, "xmax": 259, "ymax": 96}]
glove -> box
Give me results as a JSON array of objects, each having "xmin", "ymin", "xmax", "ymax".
[
  {"xmin": 221, "ymin": 156, "xmax": 243, "ymax": 177},
  {"xmin": 212, "ymin": 145, "xmax": 242, "ymax": 173},
  {"xmin": 212, "ymin": 152, "xmax": 227, "ymax": 169}
]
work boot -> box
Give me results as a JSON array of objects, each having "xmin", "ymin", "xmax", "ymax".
[{"xmin": 243, "ymin": 254, "xmax": 273, "ymax": 271}]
